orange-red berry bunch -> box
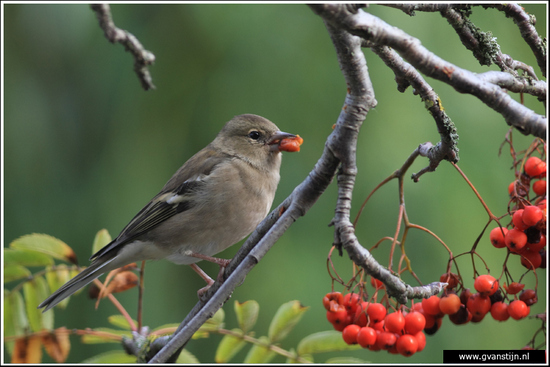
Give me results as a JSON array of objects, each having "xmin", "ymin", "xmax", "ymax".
[
  {"xmin": 495, "ymin": 156, "xmax": 547, "ymax": 270},
  {"xmin": 323, "ymin": 291, "xmax": 426, "ymax": 357},
  {"xmin": 420, "ymin": 274, "xmax": 535, "ymax": 332}
]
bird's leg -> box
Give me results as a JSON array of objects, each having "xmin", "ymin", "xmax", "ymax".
[{"xmin": 187, "ymin": 252, "xmax": 231, "ymax": 298}]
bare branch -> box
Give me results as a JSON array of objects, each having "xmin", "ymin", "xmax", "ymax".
[
  {"xmin": 90, "ymin": 4, "xmax": 156, "ymax": 90},
  {"xmin": 482, "ymin": 4, "xmax": 546, "ymax": 78},
  {"xmin": 310, "ymin": 4, "xmax": 546, "ymax": 139}
]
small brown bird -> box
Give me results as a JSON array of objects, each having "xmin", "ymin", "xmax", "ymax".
[{"xmin": 38, "ymin": 114, "xmax": 301, "ymax": 312}]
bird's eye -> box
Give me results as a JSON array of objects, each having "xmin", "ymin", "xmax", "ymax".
[{"xmin": 248, "ymin": 131, "xmax": 261, "ymax": 140}]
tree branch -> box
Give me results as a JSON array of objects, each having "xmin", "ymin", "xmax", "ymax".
[
  {"xmin": 309, "ymin": 4, "xmax": 546, "ymax": 139},
  {"xmin": 90, "ymin": 4, "xmax": 156, "ymax": 90}
]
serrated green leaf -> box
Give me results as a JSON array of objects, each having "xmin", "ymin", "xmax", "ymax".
[
  {"xmin": 3, "ymin": 264, "xmax": 32, "ymax": 283},
  {"xmin": 268, "ymin": 300, "xmax": 309, "ymax": 343},
  {"xmin": 92, "ymin": 229, "xmax": 112, "ymax": 256},
  {"xmin": 107, "ymin": 315, "xmax": 136, "ymax": 330},
  {"xmin": 325, "ymin": 357, "xmax": 370, "ymax": 364},
  {"xmin": 176, "ymin": 348, "xmax": 200, "ymax": 363},
  {"xmin": 215, "ymin": 329, "xmax": 247, "ymax": 363},
  {"xmin": 23, "ymin": 279, "xmax": 42, "ymax": 332},
  {"xmin": 297, "ymin": 330, "xmax": 362, "ymax": 355},
  {"xmin": 44, "ymin": 265, "xmax": 71, "ymax": 310},
  {"xmin": 243, "ymin": 335, "xmax": 276, "ymax": 363},
  {"xmin": 4, "ymin": 248, "xmax": 53, "ymax": 267},
  {"xmin": 10, "ymin": 233, "xmax": 77, "ymax": 264},
  {"xmin": 234, "ymin": 300, "xmax": 259, "ymax": 333},
  {"xmin": 80, "ymin": 350, "xmax": 137, "ymax": 363},
  {"xmin": 80, "ymin": 328, "xmax": 131, "ymax": 344}
]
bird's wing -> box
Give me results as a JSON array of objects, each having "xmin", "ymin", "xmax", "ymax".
[{"xmin": 90, "ymin": 147, "xmax": 231, "ymax": 260}]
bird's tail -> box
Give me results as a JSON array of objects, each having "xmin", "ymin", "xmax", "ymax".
[{"xmin": 38, "ymin": 254, "xmax": 118, "ymax": 313}]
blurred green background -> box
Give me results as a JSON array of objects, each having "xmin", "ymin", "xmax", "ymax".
[{"xmin": 4, "ymin": 3, "xmax": 547, "ymax": 363}]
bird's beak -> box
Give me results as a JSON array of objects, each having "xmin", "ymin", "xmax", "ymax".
[{"xmin": 268, "ymin": 131, "xmax": 297, "ymax": 152}]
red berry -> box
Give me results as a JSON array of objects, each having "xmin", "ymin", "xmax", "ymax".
[
  {"xmin": 342, "ymin": 324, "xmax": 361, "ymax": 344},
  {"xmin": 385, "ymin": 311, "xmax": 405, "ymax": 334},
  {"xmin": 466, "ymin": 293, "xmax": 491, "ymax": 317},
  {"xmin": 489, "ymin": 227, "xmax": 508, "ymax": 248},
  {"xmin": 422, "ymin": 295, "xmax": 441, "ymax": 316},
  {"xmin": 512, "ymin": 210, "xmax": 529, "ymax": 230},
  {"xmin": 367, "ymin": 303, "xmax": 387, "ymax": 323},
  {"xmin": 376, "ymin": 331, "xmax": 397, "ymax": 350},
  {"xmin": 357, "ymin": 326, "xmax": 377, "ymax": 348},
  {"xmin": 519, "ymin": 289, "xmax": 538, "ymax": 306},
  {"xmin": 533, "ymin": 180, "xmax": 546, "ymax": 196},
  {"xmin": 522, "ymin": 205, "xmax": 544, "ymax": 227},
  {"xmin": 505, "ymin": 229, "xmax": 528, "ymax": 252},
  {"xmin": 474, "ymin": 274, "xmax": 499, "ymax": 297},
  {"xmin": 521, "ymin": 250, "xmax": 542, "ymax": 270},
  {"xmin": 353, "ymin": 301, "xmax": 369, "ymax": 327},
  {"xmin": 326, "ymin": 307, "xmax": 350, "ymax": 331},
  {"xmin": 490, "ymin": 301, "xmax": 510, "ymax": 321},
  {"xmin": 396, "ymin": 334, "xmax": 419, "ymax": 356},
  {"xmin": 343, "ymin": 293, "xmax": 361, "ymax": 315},
  {"xmin": 525, "ymin": 156, "xmax": 546, "ymax": 177},
  {"xmin": 404, "ymin": 311, "xmax": 426, "ymax": 334},
  {"xmin": 527, "ymin": 234, "xmax": 546, "ymax": 252},
  {"xmin": 508, "ymin": 300, "xmax": 530, "ymax": 320},
  {"xmin": 414, "ymin": 331, "xmax": 426, "ymax": 352},
  {"xmin": 370, "ymin": 277, "xmax": 384, "ymax": 290},
  {"xmin": 439, "ymin": 293, "xmax": 461, "ymax": 315}
]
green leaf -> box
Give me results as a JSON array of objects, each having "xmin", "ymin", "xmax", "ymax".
[
  {"xmin": 80, "ymin": 350, "xmax": 137, "ymax": 363},
  {"xmin": 107, "ymin": 315, "xmax": 136, "ymax": 330},
  {"xmin": 44, "ymin": 265, "xmax": 71, "ymax": 310},
  {"xmin": 325, "ymin": 357, "xmax": 370, "ymax": 364},
  {"xmin": 92, "ymin": 229, "xmax": 112, "ymax": 256},
  {"xmin": 4, "ymin": 248, "xmax": 53, "ymax": 267},
  {"xmin": 297, "ymin": 330, "xmax": 362, "ymax": 355},
  {"xmin": 5, "ymin": 290, "xmax": 29, "ymax": 338},
  {"xmin": 3, "ymin": 264, "xmax": 32, "ymax": 283},
  {"xmin": 4, "ymin": 291, "xmax": 17, "ymax": 355},
  {"xmin": 268, "ymin": 300, "xmax": 309, "ymax": 343},
  {"xmin": 176, "ymin": 348, "xmax": 200, "ymax": 364},
  {"xmin": 81, "ymin": 328, "xmax": 131, "ymax": 344},
  {"xmin": 10, "ymin": 233, "xmax": 77, "ymax": 264},
  {"xmin": 35, "ymin": 276, "xmax": 54, "ymax": 330},
  {"xmin": 243, "ymin": 335, "xmax": 276, "ymax": 363},
  {"xmin": 215, "ymin": 329, "xmax": 246, "ymax": 363},
  {"xmin": 23, "ymin": 278, "xmax": 44, "ymax": 332},
  {"xmin": 234, "ymin": 300, "xmax": 259, "ymax": 333},
  {"xmin": 285, "ymin": 348, "xmax": 314, "ymax": 363}
]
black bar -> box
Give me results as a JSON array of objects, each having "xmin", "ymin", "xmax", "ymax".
[{"xmin": 444, "ymin": 350, "xmax": 546, "ymax": 364}]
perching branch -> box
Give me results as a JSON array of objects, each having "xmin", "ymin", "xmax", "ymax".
[{"xmin": 90, "ymin": 4, "xmax": 156, "ymax": 90}]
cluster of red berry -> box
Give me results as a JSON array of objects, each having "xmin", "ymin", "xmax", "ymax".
[
  {"xmin": 323, "ymin": 290, "xmax": 426, "ymax": 357},
  {"xmin": 323, "ymin": 271, "xmax": 539, "ymax": 355},
  {"xmin": 493, "ymin": 156, "xmax": 547, "ymax": 269},
  {"xmin": 430, "ymin": 273, "xmax": 536, "ymax": 328}
]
